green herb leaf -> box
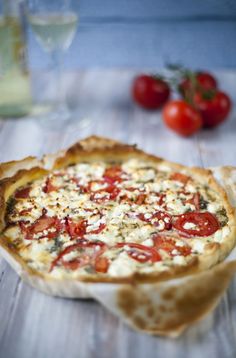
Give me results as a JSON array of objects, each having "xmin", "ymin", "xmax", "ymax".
[
  {"xmin": 49, "ymin": 237, "xmax": 63, "ymax": 253},
  {"xmin": 6, "ymin": 196, "xmax": 16, "ymax": 215}
]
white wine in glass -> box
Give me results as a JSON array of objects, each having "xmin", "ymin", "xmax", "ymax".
[
  {"xmin": 28, "ymin": 12, "xmax": 78, "ymax": 52},
  {"xmin": 28, "ymin": 0, "xmax": 78, "ymax": 122}
]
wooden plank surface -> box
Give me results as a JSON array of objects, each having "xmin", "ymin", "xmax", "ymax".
[{"xmin": 0, "ymin": 69, "xmax": 236, "ymax": 358}]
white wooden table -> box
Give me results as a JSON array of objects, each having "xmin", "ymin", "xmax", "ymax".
[{"xmin": 0, "ymin": 70, "xmax": 236, "ymax": 358}]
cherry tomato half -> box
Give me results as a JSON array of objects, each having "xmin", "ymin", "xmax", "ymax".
[
  {"xmin": 132, "ymin": 75, "xmax": 170, "ymax": 109},
  {"xmin": 163, "ymin": 100, "xmax": 202, "ymax": 137}
]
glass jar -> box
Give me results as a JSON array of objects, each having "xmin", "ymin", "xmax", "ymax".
[{"xmin": 0, "ymin": 0, "xmax": 31, "ymax": 118}]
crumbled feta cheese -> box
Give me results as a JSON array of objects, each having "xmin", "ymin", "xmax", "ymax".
[
  {"xmin": 108, "ymin": 252, "xmax": 137, "ymax": 277},
  {"xmin": 173, "ymin": 256, "xmax": 186, "ymax": 265},
  {"xmin": 142, "ymin": 238, "xmax": 153, "ymax": 247},
  {"xmin": 192, "ymin": 240, "xmax": 205, "ymax": 253},
  {"xmin": 183, "ymin": 222, "xmax": 196, "ymax": 230}
]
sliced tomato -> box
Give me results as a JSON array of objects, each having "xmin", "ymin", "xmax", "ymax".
[
  {"xmin": 94, "ymin": 256, "xmax": 109, "ymax": 273},
  {"xmin": 62, "ymin": 257, "xmax": 90, "ymax": 270},
  {"xmin": 115, "ymin": 242, "xmax": 161, "ymax": 263},
  {"xmin": 157, "ymin": 193, "xmax": 166, "ymax": 206},
  {"xmin": 120, "ymin": 189, "xmax": 146, "ymax": 205},
  {"xmin": 153, "ymin": 235, "xmax": 191, "ymax": 256},
  {"xmin": 186, "ymin": 192, "xmax": 200, "ymax": 210},
  {"xmin": 19, "ymin": 208, "xmax": 32, "ymax": 216},
  {"xmin": 65, "ymin": 217, "xmax": 87, "ymax": 239},
  {"xmin": 90, "ymin": 184, "xmax": 120, "ymax": 203},
  {"xmin": 87, "ymin": 223, "xmax": 106, "ymax": 235},
  {"xmin": 79, "ymin": 185, "xmax": 89, "ymax": 194},
  {"xmin": 15, "ymin": 187, "xmax": 31, "ymax": 199},
  {"xmin": 153, "ymin": 235, "xmax": 177, "ymax": 253},
  {"xmin": 70, "ymin": 177, "xmax": 88, "ymax": 193},
  {"xmin": 32, "ymin": 216, "xmax": 57, "ymax": 233},
  {"xmin": 138, "ymin": 211, "xmax": 172, "ymax": 231},
  {"xmin": 103, "ymin": 166, "xmax": 124, "ymax": 184},
  {"xmin": 152, "ymin": 212, "xmax": 172, "ymax": 230},
  {"xmin": 50, "ymin": 240, "xmax": 107, "ymax": 272},
  {"xmin": 105, "ymin": 185, "xmax": 120, "ymax": 199},
  {"xmin": 119, "ymin": 193, "xmax": 132, "ymax": 204},
  {"xmin": 170, "ymin": 172, "xmax": 190, "ymax": 185},
  {"xmin": 135, "ymin": 193, "xmax": 146, "ymax": 205},
  {"xmin": 20, "ymin": 213, "xmax": 62, "ymax": 240},
  {"xmin": 87, "ymin": 180, "xmax": 106, "ymax": 192},
  {"xmin": 110, "ymin": 187, "xmax": 121, "ymax": 201},
  {"xmin": 173, "ymin": 212, "xmax": 220, "ymax": 236},
  {"xmin": 43, "ymin": 177, "xmax": 58, "ymax": 193},
  {"xmin": 125, "ymin": 186, "xmax": 136, "ymax": 192}
]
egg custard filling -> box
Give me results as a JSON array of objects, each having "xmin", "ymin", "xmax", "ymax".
[{"xmin": 3, "ymin": 158, "xmax": 232, "ymax": 280}]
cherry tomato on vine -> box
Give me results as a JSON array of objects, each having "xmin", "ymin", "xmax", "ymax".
[
  {"xmin": 163, "ymin": 100, "xmax": 202, "ymax": 137},
  {"xmin": 132, "ymin": 75, "xmax": 170, "ymax": 109},
  {"xmin": 179, "ymin": 71, "xmax": 218, "ymax": 97},
  {"xmin": 196, "ymin": 72, "xmax": 218, "ymax": 89},
  {"xmin": 194, "ymin": 90, "xmax": 231, "ymax": 128}
]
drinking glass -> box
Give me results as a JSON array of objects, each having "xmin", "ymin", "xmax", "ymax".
[{"xmin": 27, "ymin": 0, "xmax": 78, "ymax": 122}]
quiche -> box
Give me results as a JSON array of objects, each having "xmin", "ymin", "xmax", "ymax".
[{"xmin": 0, "ymin": 136, "xmax": 236, "ymax": 337}]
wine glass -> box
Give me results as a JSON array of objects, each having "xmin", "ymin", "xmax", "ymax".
[{"xmin": 27, "ymin": 0, "xmax": 78, "ymax": 122}]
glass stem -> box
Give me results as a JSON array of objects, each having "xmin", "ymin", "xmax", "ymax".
[{"xmin": 51, "ymin": 49, "xmax": 65, "ymax": 110}]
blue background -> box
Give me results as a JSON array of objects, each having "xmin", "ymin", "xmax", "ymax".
[{"xmin": 28, "ymin": 0, "xmax": 236, "ymax": 70}]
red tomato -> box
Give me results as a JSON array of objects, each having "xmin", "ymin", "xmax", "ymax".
[
  {"xmin": 194, "ymin": 90, "xmax": 231, "ymax": 128},
  {"xmin": 43, "ymin": 177, "xmax": 58, "ymax": 193},
  {"xmin": 170, "ymin": 172, "xmax": 190, "ymax": 185},
  {"xmin": 88, "ymin": 223, "xmax": 106, "ymax": 235},
  {"xmin": 197, "ymin": 72, "xmax": 218, "ymax": 89},
  {"xmin": 138, "ymin": 211, "xmax": 172, "ymax": 231},
  {"xmin": 65, "ymin": 217, "xmax": 87, "ymax": 239},
  {"xmin": 90, "ymin": 184, "xmax": 120, "ymax": 203},
  {"xmin": 185, "ymin": 192, "xmax": 200, "ymax": 210},
  {"xmin": 132, "ymin": 75, "xmax": 170, "ymax": 109},
  {"xmin": 179, "ymin": 71, "xmax": 217, "ymax": 97},
  {"xmin": 115, "ymin": 243, "xmax": 161, "ymax": 263},
  {"xmin": 152, "ymin": 235, "xmax": 191, "ymax": 256},
  {"xmin": 135, "ymin": 193, "xmax": 146, "ymax": 205},
  {"xmin": 103, "ymin": 165, "xmax": 124, "ymax": 184},
  {"xmin": 173, "ymin": 212, "xmax": 220, "ymax": 237},
  {"xmin": 15, "ymin": 186, "xmax": 31, "ymax": 199},
  {"xmin": 163, "ymin": 100, "xmax": 202, "ymax": 137},
  {"xmin": 20, "ymin": 214, "xmax": 62, "ymax": 240},
  {"xmin": 50, "ymin": 240, "xmax": 107, "ymax": 272},
  {"xmin": 94, "ymin": 256, "xmax": 109, "ymax": 273}
]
